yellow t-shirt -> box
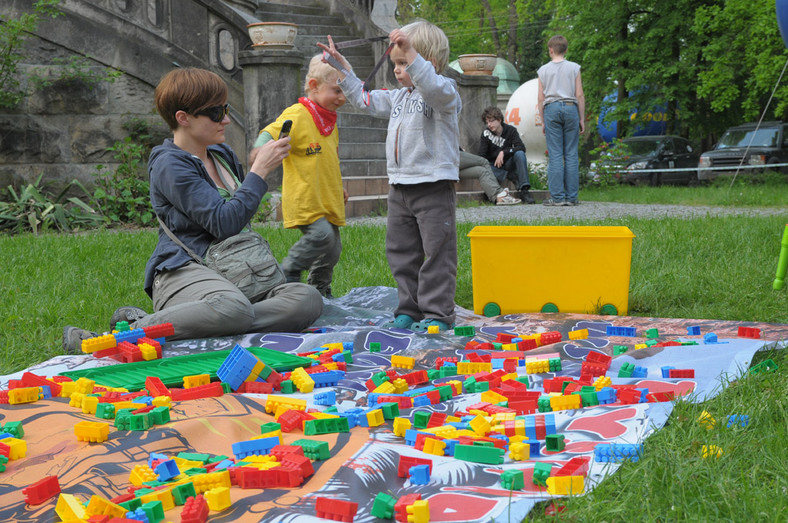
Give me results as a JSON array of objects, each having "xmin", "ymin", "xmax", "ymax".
[{"xmin": 261, "ymin": 103, "xmax": 345, "ymax": 229}]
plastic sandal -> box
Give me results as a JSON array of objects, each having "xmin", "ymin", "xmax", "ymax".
[
  {"xmin": 410, "ymin": 319, "xmax": 453, "ymax": 333},
  {"xmin": 382, "ymin": 314, "xmax": 417, "ymax": 329}
]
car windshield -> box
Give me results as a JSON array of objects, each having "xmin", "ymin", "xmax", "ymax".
[
  {"xmin": 622, "ymin": 139, "xmax": 661, "ymax": 156},
  {"xmin": 717, "ymin": 128, "xmax": 779, "ymax": 148}
]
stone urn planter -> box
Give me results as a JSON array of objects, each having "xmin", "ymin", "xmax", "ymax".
[
  {"xmin": 247, "ymin": 22, "xmax": 298, "ymax": 48},
  {"xmin": 458, "ymin": 54, "xmax": 497, "ymax": 75}
]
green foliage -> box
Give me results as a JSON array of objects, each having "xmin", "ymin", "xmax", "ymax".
[
  {"xmin": 585, "ymin": 139, "xmax": 632, "ymax": 187},
  {"xmin": 0, "ymin": 0, "xmax": 62, "ymax": 108},
  {"xmin": 90, "ymin": 119, "xmax": 155, "ymax": 226},
  {"xmin": 29, "ymin": 55, "xmax": 122, "ymax": 90},
  {"xmin": 0, "ymin": 174, "xmax": 103, "ymax": 234}
]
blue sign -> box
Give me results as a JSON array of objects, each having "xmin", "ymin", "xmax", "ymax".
[{"xmin": 597, "ymin": 92, "xmax": 669, "ymax": 142}]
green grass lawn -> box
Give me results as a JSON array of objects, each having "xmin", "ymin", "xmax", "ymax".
[{"xmin": 1, "ymin": 181, "xmax": 787, "ymax": 521}]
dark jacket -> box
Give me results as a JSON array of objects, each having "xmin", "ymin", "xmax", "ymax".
[
  {"xmin": 144, "ymin": 139, "xmax": 268, "ymax": 296},
  {"xmin": 478, "ymin": 122, "xmax": 526, "ymax": 164}
]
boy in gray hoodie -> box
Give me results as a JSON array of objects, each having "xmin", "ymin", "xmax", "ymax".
[{"xmin": 319, "ymin": 21, "xmax": 460, "ymax": 332}]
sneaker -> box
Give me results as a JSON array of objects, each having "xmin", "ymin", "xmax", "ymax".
[
  {"xmin": 566, "ymin": 200, "xmax": 579, "ymax": 206},
  {"xmin": 542, "ymin": 198, "xmax": 563, "ymax": 206},
  {"xmin": 411, "ymin": 318, "xmax": 454, "ymax": 333},
  {"xmin": 382, "ymin": 314, "xmax": 417, "ymax": 329},
  {"xmin": 520, "ymin": 188, "xmax": 536, "ymax": 204},
  {"xmin": 63, "ymin": 326, "xmax": 97, "ymax": 355},
  {"xmin": 109, "ymin": 306, "xmax": 148, "ymax": 331},
  {"xmin": 495, "ymin": 188, "xmax": 521, "ymax": 205}
]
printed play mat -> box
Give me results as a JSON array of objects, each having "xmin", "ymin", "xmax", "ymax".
[{"xmin": 1, "ymin": 286, "xmax": 786, "ymax": 523}]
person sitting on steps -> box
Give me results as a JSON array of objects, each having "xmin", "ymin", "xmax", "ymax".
[{"xmin": 477, "ymin": 106, "xmax": 535, "ymax": 204}]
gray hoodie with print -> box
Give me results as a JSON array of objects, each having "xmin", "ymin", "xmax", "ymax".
[{"xmin": 338, "ymin": 54, "xmax": 461, "ymax": 184}]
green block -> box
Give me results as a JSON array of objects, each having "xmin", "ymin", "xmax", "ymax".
[
  {"xmin": 280, "ymin": 380, "xmax": 295, "ymax": 394},
  {"xmin": 454, "ymin": 444, "xmax": 505, "ymax": 464},
  {"xmin": 613, "ymin": 345, "xmax": 629, "ymax": 355},
  {"xmin": 501, "ymin": 469, "xmax": 525, "ymax": 490},
  {"xmin": 150, "ymin": 406, "xmax": 170, "ymax": 425},
  {"xmin": 379, "ymin": 402, "xmax": 400, "ymax": 419},
  {"xmin": 119, "ymin": 497, "xmax": 142, "ymax": 511},
  {"xmin": 750, "ymin": 359, "xmax": 778, "ymax": 374},
  {"xmin": 538, "ymin": 396, "xmax": 553, "ymax": 412},
  {"xmin": 618, "ymin": 362, "xmax": 635, "ymax": 378},
  {"xmin": 129, "ymin": 413, "xmax": 152, "ymax": 431},
  {"xmin": 645, "ymin": 339, "xmax": 658, "ymax": 347},
  {"xmin": 439, "ymin": 366, "xmax": 457, "ymax": 378},
  {"xmin": 369, "ymin": 342, "xmax": 381, "ymax": 352},
  {"xmin": 681, "ymin": 341, "xmax": 699, "ymax": 346},
  {"xmin": 171, "ymin": 481, "xmax": 197, "ymax": 505},
  {"xmin": 292, "ymin": 438, "xmax": 331, "ymax": 460},
  {"xmin": 206, "ymin": 455, "xmax": 229, "ymax": 464},
  {"xmin": 257, "ymin": 363, "xmax": 272, "ymax": 380},
  {"xmin": 183, "ymin": 468, "xmax": 207, "ymax": 476},
  {"xmin": 178, "ymin": 452, "xmax": 210, "ymax": 463},
  {"xmin": 436, "ymin": 385, "xmax": 453, "ymax": 401},
  {"xmin": 141, "ymin": 500, "xmax": 165, "ymax": 523},
  {"xmin": 413, "ymin": 410, "xmax": 431, "ymax": 429},
  {"xmin": 532, "ymin": 462, "xmax": 553, "ymax": 486},
  {"xmin": 475, "ymin": 381, "xmax": 489, "ymax": 392},
  {"xmin": 260, "ymin": 422, "xmax": 281, "ymax": 434},
  {"xmin": 114, "ymin": 408, "xmax": 134, "ymax": 430},
  {"xmin": 515, "ymin": 376, "xmax": 529, "ymax": 387},
  {"xmin": 339, "ymin": 351, "xmax": 353, "ymax": 364},
  {"xmin": 220, "ymin": 382, "xmax": 232, "ymax": 393},
  {"xmin": 549, "ymin": 358, "xmax": 562, "ymax": 372},
  {"xmin": 1, "ymin": 421, "xmax": 23, "ymax": 438},
  {"xmin": 492, "ymin": 342, "xmax": 503, "ymax": 349},
  {"xmin": 426, "ymin": 369, "xmax": 440, "ymax": 381},
  {"xmin": 453, "ymin": 326, "xmax": 476, "ymax": 337},
  {"xmin": 95, "ymin": 403, "xmax": 116, "ymax": 419},
  {"xmin": 371, "ymin": 372, "xmax": 390, "ymax": 387},
  {"xmin": 545, "ymin": 434, "xmax": 566, "ymax": 452},
  {"xmin": 580, "ymin": 390, "xmax": 599, "ymax": 407},
  {"xmin": 645, "ymin": 328, "xmax": 659, "ymax": 339},
  {"xmin": 304, "ymin": 417, "xmax": 349, "ymax": 435},
  {"xmin": 324, "ymin": 406, "xmax": 338, "ymax": 413},
  {"xmin": 371, "ymin": 492, "xmax": 397, "ymax": 519}
]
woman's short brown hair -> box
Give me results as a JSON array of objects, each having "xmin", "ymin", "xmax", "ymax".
[{"xmin": 154, "ymin": 68, "xmax": 228, "ymax": 130}]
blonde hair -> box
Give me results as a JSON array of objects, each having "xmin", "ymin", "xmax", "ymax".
[
  {"xmin": 401, "ymin": 20, "xmax": 450, "ymax": 73},
  {"xmin": 304, "ymin": 54, "xmax": 340, "ymax": 93}
]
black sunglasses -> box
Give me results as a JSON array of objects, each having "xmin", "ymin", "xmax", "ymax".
[{"xmin": 193, "ymin": 103, "xmax": 229, "ymax": 122}]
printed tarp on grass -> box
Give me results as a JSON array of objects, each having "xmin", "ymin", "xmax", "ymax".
[{"xmin": 0, "ymin": 287, "xmax": 785, "ymax": 523}]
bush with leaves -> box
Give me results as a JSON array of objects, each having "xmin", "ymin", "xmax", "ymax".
[
  {"xmin": 90, "ymin": 119, "xmax": 155, "ymax": 226},
  {"xmin": 0, "ymin": 174, "xmax": 103, "ymax": 234},
  {"xmin": 586, "ymin": 139, "xmax": 632, "ymax": 188}
]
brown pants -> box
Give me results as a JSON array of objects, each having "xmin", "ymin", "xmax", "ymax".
[{"xmin": 386, "ymin": 181, "xmax": 457, "ymax": 325}]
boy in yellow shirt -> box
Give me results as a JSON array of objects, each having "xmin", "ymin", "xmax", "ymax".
[{"xmin": 251, "ymin": 55, "xmax": 348, "ymax": 298}]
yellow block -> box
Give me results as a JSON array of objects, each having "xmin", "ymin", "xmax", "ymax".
[
  {"xmin": 480, "ymin": 390, "xmax": 507, "ymax": 404},
  {"xmin": 85, "ymin": 495, "xmax": 126, "ymax": 518},
  {"xmin": 468, "ymin": 226, "xmax": 635, "ymax": 315},
  {"xmin": 75, "ymin": 377, "xmax": 96, "ymax": 394},
  {"xmin": 4, "ymin": 437, "xmax": 27, "ymax": 460},
  {"xmin": 393, "ymin": 417, "xmax": 412, "ymax": 437},
  {"xmin": 8, "ymin": 387, "xmax": 40, "ymax": 404},
  {"xmin": 568, "ymin": 328, "xmax": 589, "ymax": 340},
  {"xmin": 546, "ymin": 475, "xmax": 584, "ymax": 495},
  {"xmin": 81, "ymin": 395, "xmax": 100, "ymax": 414},
  {"xmin": 469, "ymin": 414, "xmax": 491, "ymax": 435},
  {"xmin": 140, "ymin": 487, "xmax": 175, "ymax": 511},
  {"xmin": 56, "ymin": 493, "xmax": 87, "ymax": 521},
  {"xmin": 183, "ymin": 374, "xmax": 211, "ymax": 388},
  {"xmin": 366, "ymin": 409, "xmax": 385, "ymax": 427},
  {"xmin": 205, "ymin": 486, "xmax": 232, "ymax": 511}
]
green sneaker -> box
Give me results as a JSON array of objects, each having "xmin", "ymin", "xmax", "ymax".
[
  {"xmin": 382, "ymin": 314, "xmax": 417, "ymax": 329},
  {"xmin": 411, "ymin": 319, "xmax": 453, "ymax": 333}
]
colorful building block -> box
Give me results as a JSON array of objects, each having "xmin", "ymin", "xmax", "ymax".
[{"xmin": 23, "ymin": 475, "xmax": 61, "ymax": 505}]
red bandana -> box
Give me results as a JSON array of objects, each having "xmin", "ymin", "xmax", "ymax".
[{"xmin": 299, "ymin": 97, "xmax": 337, "ymax": 136}]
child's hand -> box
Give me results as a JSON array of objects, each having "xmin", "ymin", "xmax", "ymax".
[
  {"xmin": 343, "ymin": 188, "xmax": 349, "ymax": 204},
  {"xmin": 388, "ymin": 29, "xmax": 412, "ymax": 54},
  {"xmin": 250, "ymin": 137, "xmax": 290, "ymax": 180},
  {"xmin": 317, "ymin": 35, "xmax": 351, "ymax": 78}
]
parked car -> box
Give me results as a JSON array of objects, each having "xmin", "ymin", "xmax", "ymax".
[
  {"xmin": 614, "ymin": 135, "xmax": 700, "ymax": 185},
  {"xmin": 698, "ymin": 121, "xmax": 788, "ymax": 181}
]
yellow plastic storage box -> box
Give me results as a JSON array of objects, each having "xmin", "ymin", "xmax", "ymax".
[{"xmin": 467, "ymin": 226, "xmax": 635, "ymax": 316}]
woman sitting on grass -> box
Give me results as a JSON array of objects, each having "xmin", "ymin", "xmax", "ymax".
[{"xmin": 63, "ymin": 68, "xmax": 323, "ymax": 353}]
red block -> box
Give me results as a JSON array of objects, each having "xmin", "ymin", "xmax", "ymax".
[
  {"xmin": 281, "ymin": 453, "xmax": 314, "ymax": 478},
  {"xmin": 397, "ymin": 455, "xmax": 432, "ymax": 478},
  {"xmin": 426, "ymin": 412, "xmax": 447, "ymax": 428},
  {"xmin": 737, "ymin": 326, "xmax": 761, "ymax": 339},
  {"xmin": 236, "ymin": 381, "xmax": 274, "ymax": 394},
  {"xmin": 585, "ymin": 351, "xmax": 612, "ymax": 367},
  {"xmin": 401, "ymin": 370, "xmax": 429, "ymax": 386},
  {"xmin": 170, "ymin": 382, "xmax": 224, "ymax": 401},
  {"xmin": 376, "ymin": 396, "xmax": 413, "ymax": 409},
  {"xmin": 275, "ymin": 466, "xmax": 304, "ymax": 487},
  {"xmin": 180, "ymin": 495, "xmax": 208, "ymax": 523},
  {"xmin": 495, "ymin": 333, "xmax": 516, "ymax": 343},
  {"xmin": 668, "ymin": 369, "xmax": 695, "ymax": 379},
  {"xmin": 555, "ymin": 456, "xmax": 590, "ymax": 477},
  {"xmin": 414, "ymin": 433, "xmax": 444, "ymax": 451},
  {"xmin": 539, "ymin": 331, "xmax": 562, "ymax": 345},
  {"xmin": 315, "ymin": 497, "xmax": 358, "ymax": 522},
  {"xmin": 145, "ymin": 376, "xmax": 170, "ymax": 398},
  {"xmin": 435, "ymin": 356, "xmax": 458, "ymax": 369},
  {"xmin": 142, "ymin": 323, "xmax": 174, "ymax": 339},
  {"xmin": 137, "ymin": 337, "xmax": 163, "ymax": 358},
  {"xmin": 277, "ymin": 409, "xmax": 312, "ymax": 432},
  {"xmin": 394, "ymin": 494, "xmax": 422, "ymax": 523},
  {"xmin": 22, "ymin": 475, "xmax": 61, "ymax": 505},
  {"xmin": 508, "ymin": 399, "xmax": 538, "ymax": 415},
  {"xmin": 21, "ymin": 372, "xmax": 62, "ymax": 397},
  {"xmin": 235, "ymin": 467, "xmax": 277, "ymax": 489},
  {"xmin": 112, "ymin": 341, "xmax": 143, "ymax": 363},
  {"xmin": 516, "ymin": 338, "xmax": 538, "ymax": 351}
]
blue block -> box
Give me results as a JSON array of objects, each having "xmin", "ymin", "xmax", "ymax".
[
  {"xmin": 412, "ymin": 395, "xmax": 431, "ymax": 407},
  {"xmin": 525, "ymin": 440, "xmax": 541, "ymax": 457},
  {"xmin": 489, "ymin": 434, "xmax": 509, "ymax": 450},
  {"xmin": 606, "ymin": 326, "xmax": 637, "ymax": 337},
  {"xmin": 342, "ymin": 342, "xmax": 354, "ymax": 351},
  {"xmin": 126, "ymin": 509, "xmax": 150, "ymax": 523},
  {"xmin": 544, "ymin": 413, "xmax": 557, "ymax": 436},
  {"xmin": 312, "ymin": 370, "xmax": 345, "ymax": 388},
  {"xmin": 213, "ymin": 459, "xmax": 235, "ymax": 470},
  {"xmin": 405, "ymin": 386, "xmax": 436, "ymax": 397},
  {"xmin": 313, "ymin": 390, "xmax": 336, "ymax": 406},
  {"xmin": 631, "ymin": 366, "xmax": 648, "ymax": 378},
  {"xmin": 443, "ymin": 439, "xmax": 458, "ymax": 456},
  {"xmin": 687, "ymin": 326, "xmax": 701, "ymax": 335},
  {"xmin": 114, "ymin": 328, "xmax": 147, "ymax": 345},
  {"xmin": 491, "ymin": 359, "xmax": 505, "ymax": 369},
  {"xmin": 39, "ymin": 385, "xmax": 52, "ymax": 399},
  {"xmin": 231, "ymin": 436, "xmax": 279, "ymax": 459},
  {"xmin": 154, "ymin": 459, "xmax": 180, "ymax": 481},
  {"xmin": 704, "ymin": 332, "xmax": 718, "ymax": 344},
  {"xmin": 727, "ymin": 414, "xmax": 750, "ymax": 428},
  {"xmin": 217, "ymin": 345, "xmax": 261, "ymax": 391},
  {"xmin": 404, "ymin": 429, "xmax": 420, "ymax": 447},
  {"xmin": 409, "ymin": 464, "xmax": 430, "ymax": 485},
  {"xmin": 661, "ymin": 366, "xmax": 676, "ymax": 378},
  {"xmin": 338, "ymin": 408, "xmax": 364, "ymax": 429},
  {"xmin": 597, "ymin": 387, "xmax": 617, "ymax": 404}
]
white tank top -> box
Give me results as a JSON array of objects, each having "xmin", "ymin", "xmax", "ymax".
[{"xmin": 538, "ymin": 59, "xmax": 581, "ymax": 105}]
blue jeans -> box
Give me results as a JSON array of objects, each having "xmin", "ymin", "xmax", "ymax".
[
  {"xmin": 490, "ymin": 150, "xmax": 530, "ymax": 191},
  {"xmin": 544, "ymin": 101, "xmax": 580, "ymax": 202}
]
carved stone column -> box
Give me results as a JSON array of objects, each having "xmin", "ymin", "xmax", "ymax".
[{"xmin": 445, "ymin": 68, "xmax": 499, "ymax": 155}]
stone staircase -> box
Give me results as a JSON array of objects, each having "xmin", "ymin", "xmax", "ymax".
[{"xmin": 254, "ymin": 0, "xmax": 487, "ymax": 218}]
